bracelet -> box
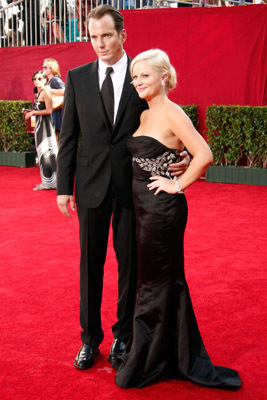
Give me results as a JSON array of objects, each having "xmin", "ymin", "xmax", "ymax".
[{"xmin": 174, "ymin": 180, "xmax": 184, "ymax": 194}]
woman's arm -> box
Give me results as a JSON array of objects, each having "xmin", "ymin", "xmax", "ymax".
[
  {"xmin": 25, "ymin": 87, "xmax": 53, "ymax": 119},
  {"xmin": 172, "ymin": 106, "xmax": 213, "ymax": 190},
  {"xmin": 49, "ymin": 75, "xmax": 65, "ymax": 96},
  {"xmin": 148, "ymin": 104, "xmax": 213, "ymax": 195},
  {"xmin": 49, "ymin": 87, "xmax": 65, "ymax": 96}
]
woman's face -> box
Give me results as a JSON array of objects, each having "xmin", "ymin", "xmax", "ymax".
[
  {"xmin": 32, "ymin": 74, "xmax": 46, "ymax": 89},
  {"xmin": 131, "ymin": 60, "xmax": 164, "ymax": 101}
]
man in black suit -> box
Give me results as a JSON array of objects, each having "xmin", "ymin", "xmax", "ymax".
[{"xmin": 57, "ymin": 5, "xmax": 189, "ymax": 370}]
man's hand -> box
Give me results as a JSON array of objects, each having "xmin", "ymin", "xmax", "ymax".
[
  {"xmin": 57, "ymin": 195, "xmax": 75, "ymax": 218},
  {"xmin": 168, "ymin": 151, "xmax": 191, "ymax": 177}
]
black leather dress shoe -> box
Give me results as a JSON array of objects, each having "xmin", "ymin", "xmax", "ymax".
[
  {"xmin": 73, "ymin": 344, "xmax": 100, "ymax": 370},
  {"xmin": 107, "ymin": 338, "xmax": 127, "ymax": 362}
]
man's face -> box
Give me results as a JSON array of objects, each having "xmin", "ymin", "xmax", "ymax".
[
  {"xmin": 42, "ymin": 62, "xmax": 52, "ymax": 77},
  {"xmin": 89, "ymin": 14, "xmax": 126, "ymax": 66}
]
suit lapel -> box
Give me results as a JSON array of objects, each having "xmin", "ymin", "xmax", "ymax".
[
  {"xmin": 113, "ymin": 58, "xmax": 134, "ymax": 134},
  {"xmin": 89, "ymin": 57, "xmax": 135, "ymax": 134},
  {"xmin": 88, "ymin": 60, "xmax": 112, "ymax": 132}
]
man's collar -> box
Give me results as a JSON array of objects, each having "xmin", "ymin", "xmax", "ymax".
[{"xmin": 98, "ymin": 51, "xmax": 127, "ymax": 74}]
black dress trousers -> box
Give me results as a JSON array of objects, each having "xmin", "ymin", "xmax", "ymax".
[{"xmin": 77, "ymin": 181, "xmax": 137, "ymax": 348}]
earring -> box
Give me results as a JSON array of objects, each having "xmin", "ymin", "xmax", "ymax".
[{"xmin": 161, "ymin": 81, "xmax": 165, "ymax": 87}]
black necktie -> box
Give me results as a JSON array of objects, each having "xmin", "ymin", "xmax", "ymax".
[{"xmin": 101, "ymin": 67, "xmax": 114, "ymax": 126}]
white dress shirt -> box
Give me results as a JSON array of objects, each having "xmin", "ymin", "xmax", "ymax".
[{"xmin": 98, "ymin": 51, "xmax": 128, "ymax": 125}]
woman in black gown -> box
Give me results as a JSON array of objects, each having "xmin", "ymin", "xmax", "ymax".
[
  {"xmin": 113, "ymin": 49, "xmax": 241, "ymax": 390},
  {"xmin": 25, "ymin": 70, "xmax": 58, "ymax": 190}
]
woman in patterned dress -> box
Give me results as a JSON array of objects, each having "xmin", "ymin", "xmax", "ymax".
[{"xmin": 25, "ymin": 70, "xmax": 58, "ymax": 190}]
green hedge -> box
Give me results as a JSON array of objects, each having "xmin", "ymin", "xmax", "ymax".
[
  {"xmin": 180, "ymin": 105, "xmax": 198, "ymax": 130},
  {"xmin": 0, "ymin": 100, "xmax": 33, "ymax": 152},
  {"xmin": 206, "ymin": 105, "xmax": 267, "ymax": 168},
  {"xmin": 0, "ymin": 100, "xmax": 199, "ymax": 153}
]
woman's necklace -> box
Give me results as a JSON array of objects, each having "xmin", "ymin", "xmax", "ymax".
[
  {"xmin": 35, "ymin": 89, "xmax": 44, "ymax": 107},
  {"xmin": 36, "ymin": 88, "xmax": 44, "ymax": 100}
]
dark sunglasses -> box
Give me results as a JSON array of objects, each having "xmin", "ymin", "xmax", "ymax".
[{"xmin": 32, "ymin": 77, "xmax": 43, "ymax": 82}]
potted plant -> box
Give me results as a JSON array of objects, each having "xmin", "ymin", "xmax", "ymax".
[
  {"xmin": 205, "ymin": 105, "xmax": 267, "ymax": 186},
  {"xmin": 0, "ymin": 100, "xmax": 36, "ymax": 167}
]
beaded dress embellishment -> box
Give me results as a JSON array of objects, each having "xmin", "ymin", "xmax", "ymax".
[{"xmin": 133, "ymin": 150, "xmax": 181, "ymax": 177}]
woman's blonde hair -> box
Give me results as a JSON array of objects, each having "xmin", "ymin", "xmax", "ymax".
[
  {"xmin": 130, "ymin": 49, "xmax": 177, "ymax": 91},
  {"xmin": 43, "ymin": 58, "xmax": 61, "ymax": 77}
]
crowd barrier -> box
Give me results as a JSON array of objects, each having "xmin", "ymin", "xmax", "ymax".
[{"xmin": 0, "ymin": 0, "xmax": 259, "ymax": 47}]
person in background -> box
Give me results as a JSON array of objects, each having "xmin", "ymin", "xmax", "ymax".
[
  {"xmin": 21, "ymin": 0, "xmax": 41, "ymax": 46},
  {"xmin": 56, "ymin": 5, "xmax": 190, "ymax": 372},
  {"xmin": 66, "ymin": 1, "xmax": 79, "ymax": 42},
  {"xmin": 5, "ymin": 0, "xmax": 23, "ymax": 46},
  {"xmin": 0, "ymin": 1, "xmax": 7, "ymax": 47},
  {"xmin": 75, "ymin": 0, "xmax": 96, "ymax": 40},
  {"xmin": 49, "ymin": 0, "xmax": 68, "ymax": 43},
  {"xmin": 24, "ymin": 70, "xmax": 58, "ymax": 190},
  {"xmin": 112, "ymin": 49, "xmax": 242, "ymax": 390},
  {"xmin": 42, "ymin": 58, "xmax": 65, "ymax": 141}
]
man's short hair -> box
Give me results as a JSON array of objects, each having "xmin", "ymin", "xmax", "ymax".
[{"xmin": 88, "ymin": 5, "xmax": 124, "ymax": 35}]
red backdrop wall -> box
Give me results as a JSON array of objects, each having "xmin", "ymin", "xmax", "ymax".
[{"xmin": 0, "ymin": 4, "xmax": 266, "ymax": 133}]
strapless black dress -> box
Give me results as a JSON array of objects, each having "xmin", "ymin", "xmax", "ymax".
[{"xmin": 114, "ymin": 136, "xmax": 241, "ymax": 390}]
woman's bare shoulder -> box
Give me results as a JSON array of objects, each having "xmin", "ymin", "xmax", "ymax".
[
  {"xmin": 43, "ymin": 85, "xmax": 51, "ymax": 94},
  {"xmin": 140, "ymin": 109, "xmax": 149, "ymax": 121},
  {"xmin": 166, "ymin": 101, "xmax": 192, "ymax": 125}
]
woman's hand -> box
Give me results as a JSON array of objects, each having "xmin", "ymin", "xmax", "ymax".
[
  {"xmin": 25, "ymin": 111, "xmax": 35, "ymax": 120},
  {"xmin": 147, "ymin": 176, "xmax": 178, "ymax": 195}
]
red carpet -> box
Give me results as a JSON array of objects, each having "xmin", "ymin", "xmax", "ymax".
[{"xmin": 0, "ymin": 166, "xmax": 266, "ymax": 400}]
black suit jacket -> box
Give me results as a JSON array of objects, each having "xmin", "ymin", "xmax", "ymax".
[{"xmin": 57, "ymin": 56, "xmax": 147, "ymax": 209}]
